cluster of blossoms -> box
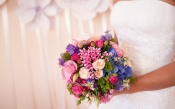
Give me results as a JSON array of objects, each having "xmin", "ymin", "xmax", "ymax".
[{"xmin": 58, "ymin": 31, "xmax": 135, "ymax": 107}]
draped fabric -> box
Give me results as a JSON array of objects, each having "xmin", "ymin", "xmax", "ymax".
[{"xmin": 0, "ymin": 0, "xmax": 114, "ymax": 109}]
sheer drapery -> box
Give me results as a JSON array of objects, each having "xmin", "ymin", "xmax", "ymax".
[{"xmin": 0, "ymin": 0, "xmax": 114, "ymax": 109}]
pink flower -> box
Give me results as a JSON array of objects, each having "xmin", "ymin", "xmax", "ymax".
[
  {"xmin": 96, "ymin": 40, "xmax": 104, "ymax": 48},
  {"xmin": 94, "ymin": 70, "xmax": 103, "ymax": 79},
  {"xmin": 99, "ymin": 93, "xmax": 112, "ymax": 103},
  {"xmin": 110, "ymin": 41, "xmax": 124, "ymax": 57},
  {"xmin": 109, "ymin": 75, "xmax": 118, "ymax": 84},
  {"xmin": 117, "ymin": 50, "xmax": 124, "ymax": 58},
  {"xmin": 62, "ymin": 60, "xmax": 78, "ymax": 82},
  {"xmin": 72, "ymin": 84, "xmax": 83, "ymax": 95},
  {"xmin": 71, "ymin": 53, "xmax": 80, "ymax": 61}
]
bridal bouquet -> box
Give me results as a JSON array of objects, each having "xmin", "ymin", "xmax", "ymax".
[{"xmin": 58, "ymin": 31, "xmax": 135, "ymax": 107}]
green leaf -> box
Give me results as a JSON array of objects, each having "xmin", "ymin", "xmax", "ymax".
[
  {"xmin": 104, "ymin": 61, "xmax": 113, "ymax": 72},
  {"xmin": 94, "ymin": 95, "xmax": 100, "ymax": 108},
  {"xmin": 102, "ymin": 45, "xmax": 111, "ymax": 52},
  {"xmin": 80, "ymin": 95, "xmax": 85, "ymax": 100},
  {"xmin": 110, "ymin": 38, "xmax": 115, "ymax": 42},
  {"xmin": 97, "ymin": 77, "xmax": 113, "ymax": 93},
  {"xmin": 62, "ymin": 52, "xmax": 71, "ymax": 61},
  {"xmin": 67, "ymin": 87, "xmax": 73, "ymax": 95},
  {"xmin": 128, "ymin": 76, "xmax": 136, "ymax": 83},
  {"xmin": 77, "ymin": 100, "xmax": 81, "ymax": 106}
]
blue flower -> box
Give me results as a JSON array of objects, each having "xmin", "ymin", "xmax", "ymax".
[
  {"xmin": 117, "ymin": 65, "xmax": 125, "ymax": 74},
  {"xmin": 118, "ymin": 74, "xmax": 126, "ymax": 80},
  {"xmin": 125, "ymin": 66, "xmax": 133, "ymax": 77},
  {"xmin": 103, "ymin": 70, "xmax": 109, "ymax": 76},
  {"xmin": 108, "ymin": 48, "xmax": 117, "ymax": 58},
  {"xmin": 111, "ymin": 65, "xmax": 118, "ymax": 73}
]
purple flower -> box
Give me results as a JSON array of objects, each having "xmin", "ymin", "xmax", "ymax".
[
  {"xmin": 86, "ymin": 78, "xmax": 95, "ymax": 82},
  {"xmin": 75, "ymin": 47, "xmax": 80, "ymax": 53},
  {"xmin": 101, "ymin": 33, "xmax": 112, "ymax": 41},
  {"xmin": 115, "ymin": 82, "xmax": 124, "ymax": 91},
  {"xmin": 66, "ymin": 44, "xmax": 77, "ymax": 55},
  {"xmin": 58, "ymin": 58, "xmax": 65, "ymax": 66}
]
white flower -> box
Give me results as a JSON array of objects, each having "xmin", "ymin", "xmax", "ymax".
[
  {"xmin": 0, "ymin": 0, "xmax": 5, "ymax": 6},
  {"xmin": 83, "ymin": 97, "xmax": 92, "ymax": 106},
  {"xmin": 79, "ymin": 67, "xmax": 90, "ymax": 79},
  {"xmin": 92, "ymin": 59, "xmax": 105, "ymax": 70},
  {"xmin": 55, "ymin": 0, "xmax": 110, "ymax": 20},
  {"xmin": 15, "ymin": 0, "xmax": 59, "ymax": 30},
  {"xmin": 94, "ymin": 70, "xmax": 103, "ymax": 79}
]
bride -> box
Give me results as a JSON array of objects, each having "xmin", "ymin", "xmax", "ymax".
[{"xmin": 88, "ymin": 0, "xmax": 175, "ymax": 109}]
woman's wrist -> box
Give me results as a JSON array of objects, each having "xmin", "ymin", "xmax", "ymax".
[{"xmin": 113, "ymin": 77, "xmax": 141, "ymax": 96}]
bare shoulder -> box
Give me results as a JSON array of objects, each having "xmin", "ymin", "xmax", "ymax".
[{"xmin": 163, "ymin": 0, "xmax": 175, "ymax": 6}]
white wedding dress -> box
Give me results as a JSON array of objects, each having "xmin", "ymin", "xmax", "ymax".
[{"xmin": 88, "ymin": 1, "xmax": 175, "ymax": 109}]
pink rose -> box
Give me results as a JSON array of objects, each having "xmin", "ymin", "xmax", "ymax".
[
  {"xmin": 109, "ymin": 75, "xmax": 118, "ymax": 84},
  {"xmin": 71, "ymin": 53, "xmax": 80, "ymax": 61},
  {"xmin": 96, "ymin": 40, "xmax": 104, "ymax": 48},
  {"xmin": 110, "ymin": 41, "xmax": 124, "ymax": 57},
  {"xmin": 117, "ymin": 49, "xmax": 124, "ymax": 58},
  {"xmin": 94, "ymin": 70, "xmax": 103, "ymax": 79},
  {"xmin": 62, "ymin": 60, "xmax": 78, "ymax": 82},
  {"xmin": 72, "ymin": 84, "xmax": 83, "ymax": 95}
]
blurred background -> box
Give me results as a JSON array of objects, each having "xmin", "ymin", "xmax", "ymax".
[{"xmin": 0, "ymin": 0, "xmax": 116, "ymax": 109}]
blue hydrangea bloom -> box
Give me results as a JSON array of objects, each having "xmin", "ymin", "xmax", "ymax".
[
  {"xmin": 117, "ymin": 65, "xmax": 126, "ymax": 74},
  {"xmin": 108, "ymin": 48, "xmax": 117, "ymax": 58},
  {"xmin": 125, "ymin": 66, "xmax": 133, "ymax": 77}
]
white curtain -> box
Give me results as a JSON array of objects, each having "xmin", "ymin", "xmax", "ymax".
[{"xmin": 0, "ymin": 0, "xmax": 114, "ymax": 109}]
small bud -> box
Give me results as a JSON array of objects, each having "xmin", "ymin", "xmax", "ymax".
[
  {"xmin": 104, "ymin": 40, "xmax": 109, "ymax": 46},
  {"xmin": 90, "ymin": 41, "xmax": 95, "ymax": 47},
  {"xmin": 78, "ymin": 43, "xmax": 83, "ymax": 48},
  {"xmin": 124, "ymin": 57, "xmax": 128, "ymax": 61},
  {"xmin": 73, "ymin": 73, "xmax": 79, "ymax": 82}
]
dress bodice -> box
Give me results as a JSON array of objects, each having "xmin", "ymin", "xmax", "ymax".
[
  {"xmin": 110, "ymin": 0, "xmax": 175, "ymax": 76},
  {"xmin": 89, "ymin": 0, "xmax": 175, "ymax": 109},
  {"xmin": 88, "ymin": 1, "xmax": 175, "ymax": 109}
]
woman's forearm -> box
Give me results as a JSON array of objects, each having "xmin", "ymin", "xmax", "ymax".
[{"xmin": 114, "ymin": 61, "xmax": 175, "ymax": 95}]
